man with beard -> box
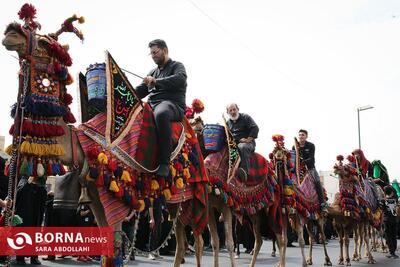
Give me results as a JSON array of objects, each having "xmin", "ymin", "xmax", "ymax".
[
  {"xmin": 136, "ymin": 39, "xmax": 187, "ymax": 177},
  {"xmin": 226, "ymin": 103, "xmax": 259, "ymax": 181}
]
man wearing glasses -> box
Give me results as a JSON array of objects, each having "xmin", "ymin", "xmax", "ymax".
[{"xmin": 136, "ymin": 39, "xmax": 187, "ymax": 177}]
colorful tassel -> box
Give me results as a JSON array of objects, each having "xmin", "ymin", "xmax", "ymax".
[
  {"xmin": 183, "ymin": 168, "xmax": 191, "ymax": 179},
  {"xmin": 37, "ymin": 160, "xmax": 45, "ymax": 177},
  {"xmin": 169, "ymin": 165, "xmax": 177, "ymax": 178},
  {"xmin": 19, "ymin": 157, "xmax": 29, "ymax": 176},
  {"xmin": 163, "ymin": 188, "xmax": 172, "ymax": 200},
  {"xmin": 137, "ymin": 199, "xmax": 145, "ymax": 212},
  {"xmin": 96, "ymin": 174, "xmax": 105, "ymax": 187},
  {"xmin": 121, "ymin": 169, "xmax": 131, "ymax": 183},
  {"xmin": 98, "ymin": 152, "xmax": 108, "ymax": 165},
  {"xmin": 109, "ymin": 180, "xmax": 119, "ymax": 192},
  {"xmin": 151, "ymin": 180, "xmax": 160, "ymax": 191},
  {"xmin": 176, "ymin": 178, "xmax": 184, "ymax": 189}
]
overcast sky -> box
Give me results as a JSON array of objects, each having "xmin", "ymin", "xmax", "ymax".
[{"xmin": 1, "ymin": 0, "xmax": 400, "ymax": 180}]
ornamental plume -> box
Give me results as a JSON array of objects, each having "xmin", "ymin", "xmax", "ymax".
[
  {"xmin": 18, "ymin": 3, "xmax": 41, "ymax": 30},
  {"xmin": 336, "ymin": 155, "xmax": 344, "ymax": 162},
  {"xmin": 272, "ymin": 134, "xmax": 284, "ymax": 142},
  {"xmin": 51, "ymin": 14, "xmax": 85, "ymax": 41},
  {"xmin": 185, "ymin": 98, "xmax": 205, "ymax": 119}
]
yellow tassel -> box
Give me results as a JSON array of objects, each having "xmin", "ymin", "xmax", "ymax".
[
  {"xmin": 151, "ymin": 180, "xmax": 160, "ymax": 191},
  {"xmin": 53, "ymin": 144, "xmax": 65, "ymax": 156},
  {"xmin": 5, "ymin": 144, "xmax": 12, "ymax": 155},
  {"xmin": 170, "ymin": 165, "xmax": 177, "ymax": 178},
  {"xmin": 78, "ymin": 16, "xmax": 85, "ymax": 23},
  {"xmin": 20, "ymin": 140, "xmax": 31, "ymax": 154},
  {"xmin": 185, "ymin": 133, "xmax": 192, "ymax": 139},
  {"xmin": 150, "ymin": 197, "xmax": 154, "ymax": 205},
  {"xmin": 183, "ymin": 168, "xmax": 191, "ymax": 179},
  {"xmin": 137, "ymin": 199, "xmax": 145, "ymax": 212},
  {"xmin": 176, "ymin": 178, "xmax": 184, "ymax": 189},
  {"xmin": 109, "ymin": 180, "xmax": 119, "ymax": 192},
  {"xmin": 98, "ymin": 152, "xmax": 108, "ymax": 165},
  {"xmin": 182, "ymin": 153, "xmax": 189, "ymax": 162},
  {"xmin": 121, "ymin": 170, "xmax": 132, "ymax": 183},
  {"xmin": 284, "ymin": 187, "xmax": 294, "ymax": 196},
  {"xmin": 163, "ymin": 189, "xmax": 172, "ymax": 200}
]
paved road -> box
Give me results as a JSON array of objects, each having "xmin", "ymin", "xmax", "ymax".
[{"xmin": 9, "ymin": 239, "xmax": 399, "ymax": 266}]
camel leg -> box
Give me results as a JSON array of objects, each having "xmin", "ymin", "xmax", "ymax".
[
  {"xmin": 194, "ymin": 232, "xmax": 204, "ymax": 267},
  {"xmin": 337, "ymin": 226, "xmax": 345, "ymax": 265},
  {"xmin": 294, "ymin": 217, "xmax": 307, "ymax": 267},
  {"xmin": 317, "ymin": 219, "xmax": 332, "ymax": 266},
  {"xmin": 208, "ymin": 209, "xmax": 220, "ymax": 267},
  {"xmin": 275, "ymin": 221, "xmax": 287, "ymax": 267},
  {"xmin": 306, "ymin": 221, "xmax": 314, "ymax": 265},
  {"xmin": 371, "ymin": 227, "xmax": 377, "ymax": 252},
  {"xmin": 344, "ymin": 228, "xmax": 351, "ymax": 266},
  {"xmin": 222, "ymin": 207, "xmax": 236, "ymax": 267},
  {"xmin": 249, "ymin": 215, "xmax": 263, "ymax": 267},
  {"xmin": 271, "ymin": 238, "xmax": 277, "ymax": 257},
  {"xmin": 352, "ymin": 226, "xmax": 359, "ymax": 261},
  {"xmin": 363, "ymin": 224, "xmax": 375, "ymax": 264},
  {"xmin": 173, "ymin": 220, "xmax": 186, "ymax": 267}
]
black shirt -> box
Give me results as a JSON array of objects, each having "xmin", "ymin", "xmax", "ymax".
[
  {"xmin": 135, "ymin": 59, "xmax": 187, "ymax": 110},
  {"xmin": 295, "ymin": 141, "xmax": 315, "ymax": 169},
  {"xmin": 381, "ymin": 196, "xmax": 398, "ymax": 223},
  {"xmin": 227, "ymin": 113, "xmax": 259, "ymax": 144}
]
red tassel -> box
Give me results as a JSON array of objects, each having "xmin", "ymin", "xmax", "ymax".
[
  {"xmin": 115, "ymin": 184, "xmax": 124, "ymax": 198},
  {"xmin": 131, "ymin": 196, "xmax": 139, "ymax": 208},
  {"xmin": 158, "ymin": 177, "xmax": 165, "ymax": 188},
  {"xmin": 64, "ymin": 111, "xmax": 76, "ymax": 123},
  {"xmin": 174, "ymin": 162, "xmax": 183, "ymax": 172},
  {"xmin": 46, "ymin": 161, "xmax": 53, "ymax": 176},
  {"xmin": 191, "ymin": 99, "xmax": 204, "ymax": 113},
  {"xmin": 54, "ymin": 61, "xmax": 62, "ymax": 73},
  {"xmin": 24, "ymin": 119, "xmax": 33, "ymax": 134},
  {"xmin": 9, "ymin": 124, "xmax": 15, "ymax": 135},
  {"xmin": 107, "ymin": 159, "xmax": 117, "ymax": 172},
  {"xmin": 18, "ymin": 3, "xmax": 37, "ymax": 20},
  {"xmin": 87, "ymin": 146, "xmax": 99, "ymax": 160},
  {"xmin": 171, "ymin": 184, "xmax": 177, "ymax": 194},
  {"xmin": 96, "ymin": 174, "xmax": 104, "ymax": 187},
  {"xmin": 63, "ymin": 93, "xmax": 73, "ymax": 105}
]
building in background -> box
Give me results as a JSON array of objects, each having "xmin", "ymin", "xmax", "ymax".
[{"xmin": 319, "ymin": 170, "xmax": 339, "ymax": 203}]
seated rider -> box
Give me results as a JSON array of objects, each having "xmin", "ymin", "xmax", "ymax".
[
  {"xmin": 352, "ymin": 149, "xmax": 389, "ymax": 188},
  {"xmin": 226, "ymin": 103, "xmax": 259, "ymax": 181},
  {"xmin": 135, "ymin": 39, "xmax": 187, "ymax": 177},
  {"xmin": 294, "ymin": 129, "xmax": 328, "ymax": 214}
]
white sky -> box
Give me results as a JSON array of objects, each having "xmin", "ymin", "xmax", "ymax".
[{"xmin": 1, "ymin": 0, "xmax": 400, "ymax": 180}]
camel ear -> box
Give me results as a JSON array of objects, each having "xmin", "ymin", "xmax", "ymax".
[{"xmin": 62, "ymin": 44, "xmax": 69, "ymax": 51}]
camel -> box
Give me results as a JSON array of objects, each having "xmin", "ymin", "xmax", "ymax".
[
  {"xmin": 330, "ymin": 158, "xmax": 360, "ymax": 266},
  {"xmin": 3, "ymin": 18, "xmax": 205, "ymax": 267},
  {"xmin": 204, "ymin": 144, "xmax": 287, "ymax": 267},
  {"xmin": 269, "ymin": 137, "xmax": 332, "ymax": 267}
]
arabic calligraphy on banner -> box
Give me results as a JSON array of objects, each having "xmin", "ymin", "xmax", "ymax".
[{"xmin": 106, "ymin": 52, "xmax": 141, "ymax": 144}]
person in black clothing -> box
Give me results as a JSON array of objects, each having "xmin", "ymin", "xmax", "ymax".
[
  {"xmin": 294, "ymin": 129, "xmax": 327, "ymax": 213},
  {"xmin": 381, "ymin": 185, "xmax": 399, "ymax": 259},
  {"xmin": 226, "ymin": 103, "xmax": 259, "ymax": 180},
  {"xmin": 135, "ymin": 39, "xmax": 187, "ymax": 177},
  {"xmin": 14, "ymin": 176, "xmax": 47, "ymax": 265}
]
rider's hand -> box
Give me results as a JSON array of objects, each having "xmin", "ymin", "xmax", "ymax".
[{"xmin": 144, "ymin": 76, "xmax": 156, "ymax": 87}]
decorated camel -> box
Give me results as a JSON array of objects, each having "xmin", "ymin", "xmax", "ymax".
[
  {"xmin": 269, "ymin": 135, "xmax": 332, "ymax": 266},
  {"xmin": 202, "ymin": 124, "xmax": 288, "ymax": 267},
  {"xmin": 330, "ymin": 154, "xmax": 380, "ymax": 265},
  {"xmin": 2, "ymin": 4, "xmax": 208, "ymax": 267}
]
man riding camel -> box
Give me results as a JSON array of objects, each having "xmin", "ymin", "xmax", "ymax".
[
  {"xmin": 226, "ymin": 103, "xmax": 259, "ymax": 181},
  {"xmin": 294, "ymin": 129, "xmax": 328, "ymax": 214},
  {"xmin": 135, "ymin": 39, "xmax": 187, "ymax": 177}
]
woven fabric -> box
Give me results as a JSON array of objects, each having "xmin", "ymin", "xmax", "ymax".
[{"xmin": 98, "ymin": 188, "xmax": 130, "ymax": 226}]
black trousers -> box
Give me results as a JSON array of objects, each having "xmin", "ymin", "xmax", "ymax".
[
  {"xmin": 237, "ymin": 141, "xmax": 255, "ymax": 173},
  {"xmin": 153, "ymin": 101, "xmax": 183, "ymax": 164},
  {"xmin": 384, "ymin": 220, "xmax": 398, "ymax": 255}
]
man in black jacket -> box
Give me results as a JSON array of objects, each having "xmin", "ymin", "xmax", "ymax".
[
  {"xmin": 136, "ymin": 39, "xmax": 187, "ymax": 177},
  {"xmin": 226, "ymin": 103, "xmax": 259, "ymax": 181},
  {"xmin": 295, "ymin": 129, "xmax": 327, "ymax": 214}
]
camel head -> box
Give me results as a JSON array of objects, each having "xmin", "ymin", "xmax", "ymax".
[
  {"xmin": 333, "ymin": 155, "xmax": 358, "ymax": 181},
  {"xmin": 190, "ymin": 116, "xmax": 204, "ymax": 134},
  {"xmin": 2, "ymin": 22, "xmax": 27, "ymax": 56}
]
